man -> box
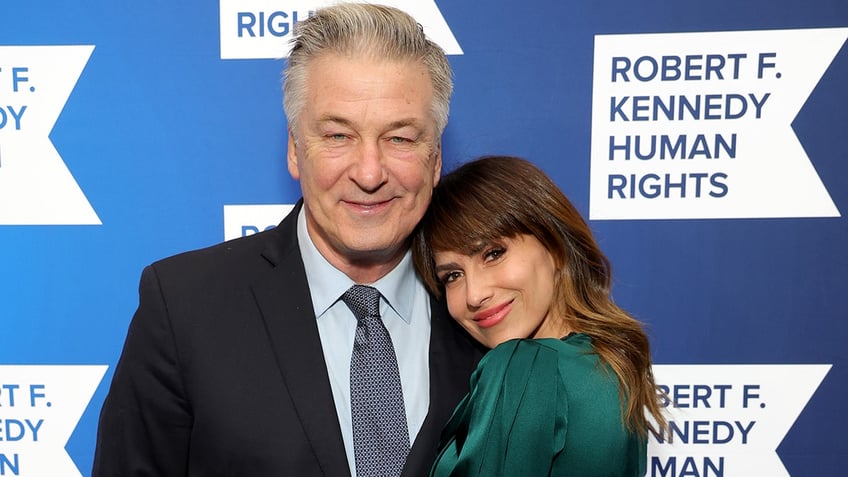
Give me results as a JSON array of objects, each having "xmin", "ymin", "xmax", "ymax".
[{"xmin": 92, "ymin": 4, "xmax": 480, "ymax": 476}]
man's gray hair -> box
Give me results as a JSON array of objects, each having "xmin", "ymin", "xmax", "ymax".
[{"xmin": 283, "ymin": 3, "xmax": 453, "ymax": 137}]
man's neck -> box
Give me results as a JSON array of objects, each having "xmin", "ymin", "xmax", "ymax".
[{"xmin": 324, "ymin": 246, "xmax": 407, "ymax": 284}]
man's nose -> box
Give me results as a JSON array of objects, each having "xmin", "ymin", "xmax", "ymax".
[{"xmin": 349, "ymin": 141, "xmax": 387, "ymax": 192}]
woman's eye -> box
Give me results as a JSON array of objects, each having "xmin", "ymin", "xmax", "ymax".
[
  {"xmin": 439, "ymin": 271, "xmax": 462, "ymax": 284},
  {"xmin": 483, "ymin": 247, "xmax": 506, "ymax": 262}
]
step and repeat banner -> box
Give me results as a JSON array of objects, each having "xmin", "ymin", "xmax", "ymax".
[{"xmin": 2, "ymin": 1, "xmax": 846, "ymax": 475}]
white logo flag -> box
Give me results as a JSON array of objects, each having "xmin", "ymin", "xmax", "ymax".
[
  {"xmin": 219, "ymin": 0, "xmax": 462, "ymax": 59},
  {"xmin": 648, "ymin": 364, "xmax": 830, "ymax": 476},
  {"xmin": 0, "ymin": 365, "xmax": 107, "ymax": 476},
  {"xmin": 223, "ymin": 204, "xmax": 293, "ymax": 240},
  {"xmin": 0, "ymin": 45, "xmax": 99, "ymax": 225},
  {"xmin": 590, "ymin": 28, "xmax": 847, "ymax": 219}
]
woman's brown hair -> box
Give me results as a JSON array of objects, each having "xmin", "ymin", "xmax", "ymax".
[{"xmin": 413, "ymin": 155, "xmax": 667, "ymax": 436}]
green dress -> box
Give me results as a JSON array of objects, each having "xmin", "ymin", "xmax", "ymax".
[{"xmin": 430, "ymin": 333, "xmax": 646, "ymax": 476}]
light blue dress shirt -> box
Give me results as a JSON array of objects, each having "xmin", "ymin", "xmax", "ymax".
[{"xmin": 296, "ymin": 208, "xmax": 432, "ymax": 477}]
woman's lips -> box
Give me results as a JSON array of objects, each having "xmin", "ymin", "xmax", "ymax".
[{"xmin": 473, "ymin": 300, "xmax": 512, "ymax": 329}]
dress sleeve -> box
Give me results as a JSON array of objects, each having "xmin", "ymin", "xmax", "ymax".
[{"xmin": 449, "ymin": 339, "xmax": 567, "ymax": 476}]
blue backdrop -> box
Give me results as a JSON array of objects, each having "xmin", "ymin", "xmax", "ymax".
[{"xmin": 1, "ymin": 1, "xmax": 845, "ymax": 475}]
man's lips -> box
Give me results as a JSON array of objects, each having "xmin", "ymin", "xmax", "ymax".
[
  {"xmin": 343, "ymin": 198, "xmax": 394, "ymax": 212},
  {"xmin": 473, "ymin": 300, "xmax": 512, "ymax": 329}
]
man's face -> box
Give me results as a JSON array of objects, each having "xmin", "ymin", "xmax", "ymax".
[{"xmin": 288, "ymin": 53, "xmax": 442, "ymax": 275}]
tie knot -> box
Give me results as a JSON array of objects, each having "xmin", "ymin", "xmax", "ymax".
[{"xmin": 342, "ymin": 285, "xmax": 381, "ymax": 321}]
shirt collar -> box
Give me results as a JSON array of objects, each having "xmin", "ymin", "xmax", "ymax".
[{"xmin": 296, "ymin": 206, "xmax": 417, "ymax": 323}]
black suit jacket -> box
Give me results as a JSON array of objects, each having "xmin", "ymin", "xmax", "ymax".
[{"xmin": 92, "ymin": 202, "xmax": 481, "ymax": 476}]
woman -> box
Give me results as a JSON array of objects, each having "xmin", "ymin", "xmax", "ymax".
[{"xmin": 413, "ymin": 156, "xmax": 666, "ymax": 476}]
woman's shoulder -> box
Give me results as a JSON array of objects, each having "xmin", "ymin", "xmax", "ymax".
[
  {"xmin": 470, "ymin": 339, "xmax": 558, "ymax": 386},
  {"xmin": 475, "ymin": 334, "xmax": 594, "ymax": 378},
  {"xmin": 478, "ymin": 335, "xmax": 613, "ymax": 394},
  {"xmin": 480, "ymin": 337, "xmax": 560, "ymax": 367},
  {"xmin": 483, "ymin": 333, "xmax": 593, "ymax": 360}
]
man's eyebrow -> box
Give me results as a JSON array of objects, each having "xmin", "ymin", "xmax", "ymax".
[
  {"xmin": 387, "ymin": 118, "xmax": 424, "ymax": 130},
  {"xmin": 316, "ymin": 116, "xmax": 355, "ymax": 127},
  {"xmin": 314, "ymin": 117, "xmax": 426, "ymax": 132}
]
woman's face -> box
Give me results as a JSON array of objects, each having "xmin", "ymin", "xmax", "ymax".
[{"xmin": 433, "ymin": 234, "xmax": 567, "ymax": 348}]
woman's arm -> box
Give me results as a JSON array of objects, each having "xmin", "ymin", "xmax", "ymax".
[{"xmin": 451, "ymin": 339, "xmax": 567, "ymax": 476}]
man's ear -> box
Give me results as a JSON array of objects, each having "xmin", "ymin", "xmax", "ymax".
[
  {"xmin": 287, "ymin": 128, "xmax": 300, "ymax": 180},
  {"xmin": 432, "ymin": 141, "xmax": 442, "ymax": 186}
]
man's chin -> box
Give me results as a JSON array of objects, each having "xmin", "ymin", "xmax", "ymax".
[{"xmin": 341, "ymin": 236, "xmax": 410, "ymax": 260}]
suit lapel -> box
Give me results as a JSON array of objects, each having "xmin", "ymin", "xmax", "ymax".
[{"xmin": 251, "ymin": 203, "xmax": 351, "ymax": 477}]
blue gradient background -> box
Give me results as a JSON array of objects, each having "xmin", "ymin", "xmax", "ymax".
[{"xmin": 1, "ymin": 1, "xmax": 846, "ymax": 475}]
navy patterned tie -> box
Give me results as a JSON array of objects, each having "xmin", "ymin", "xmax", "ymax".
[{"xmin": 342, "ymin": 285, "xmax": 410, "ymax": 477}]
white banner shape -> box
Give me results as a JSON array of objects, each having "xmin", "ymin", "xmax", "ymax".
[
  {"xmin": 223, "ymin": 203, "xmax": 293, "ymax": 240},
  {"xmin": 0, "ymin": 45, "xmax": 99, "ymax": 225},
  {"xmin": 219, "ymin": 0, "xmax": 462, "ymax": 59},
  {"xmin": 0, "ymin": 365, "xmax": 107, "ymax": 477},
  {"xmin": 590, "ymin": 28, "xmax": 847, "ymax": 220},
  {"xmin": 648, "ymin": 364, "xmax": 830, "ymax": 477}
]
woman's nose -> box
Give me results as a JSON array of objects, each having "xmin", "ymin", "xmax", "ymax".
[{"xmin": 464, "ymin": 271, "xmax": 493, "ymax": 309}]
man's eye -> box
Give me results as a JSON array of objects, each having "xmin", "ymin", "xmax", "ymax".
[{"xmin": 390, "ymin": 136, "xmax": 411, "ymax": 144}]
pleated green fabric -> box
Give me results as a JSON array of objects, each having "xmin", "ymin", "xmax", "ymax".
[{"xmin": 430, "ymin": 334, "xmax": 646, "ymax": 476}]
